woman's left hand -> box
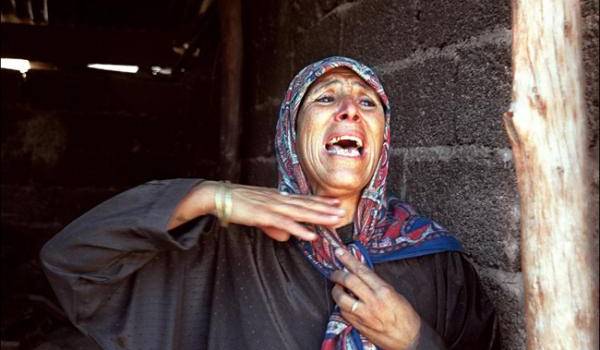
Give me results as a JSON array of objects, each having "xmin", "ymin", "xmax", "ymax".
[{"xmin": 330, "ymin": 248, "xmax": 421, "ymax": 350}]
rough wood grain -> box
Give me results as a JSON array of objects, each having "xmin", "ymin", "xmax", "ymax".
[{"xmin": 506, "ymin": 0, "xmax": 599, "ymax": 348}]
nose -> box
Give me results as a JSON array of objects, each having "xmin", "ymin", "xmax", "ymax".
[{"xmin": 334, "ymin": 97, "xmax": 360, "ymax": 122}]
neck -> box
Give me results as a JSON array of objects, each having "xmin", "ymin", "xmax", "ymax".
[
  {"xmin": 314, "ymin": 188, "xmax": 360, "ymax": 228},
  {"xmin": 337, "ymin": 194, "xmax": 359, "ymax": 227}
]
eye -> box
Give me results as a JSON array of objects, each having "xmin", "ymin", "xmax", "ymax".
[
  {"xmin": 359, "ymin": 97, "xmax": 376, "ymax": 108},
  {"xmin": 315, "ymin": 95, "xmax": 334, "ymax": 103}
]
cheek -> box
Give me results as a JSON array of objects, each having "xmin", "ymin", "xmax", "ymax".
[
  {"xmin": 296, "ymin": 112, "xmax": 309, "ymax": 150},
  {"xmin": 368, "ymin": 119, "xmax": 385, "ymax": 149},
  {"xmin": 298, "ymin": 111, "xmax": 323, "ymax": 149},
  {"xmin": 366, "ymin": 121, "xmax": 385, "ymax": 175},
  {"xmin": 296, "ymin": 115, "xmax": 319, "ymax": 164}
]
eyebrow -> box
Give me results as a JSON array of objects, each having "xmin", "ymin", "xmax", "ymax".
[{"xmin": 311, "ymin": 79, "xmax": 371, "ymax": 95}]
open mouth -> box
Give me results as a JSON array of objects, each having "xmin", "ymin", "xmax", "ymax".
[{"xmin": 325, "ymin": 135, "xmax": 364, "ymax": 157}]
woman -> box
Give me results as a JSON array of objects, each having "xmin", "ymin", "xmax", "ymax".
[{"xmin": 41, "ymin": 57, "xmax": 498, "ymax": 350}]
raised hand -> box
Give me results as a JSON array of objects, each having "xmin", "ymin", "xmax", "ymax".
[
  {"xmin": 168, "ymin": 181, "xmax": 345, "ymax": 241},
  {"xmin": 226, "ymin": 183, "xmax": 345, "ymax": 241}
]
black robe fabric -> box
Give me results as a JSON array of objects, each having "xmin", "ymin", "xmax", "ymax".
[{"xmin": 40, "ymin": 179, "xmax": 499, "ymax": 350}]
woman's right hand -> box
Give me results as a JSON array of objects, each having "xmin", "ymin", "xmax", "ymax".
[{"xmin": 168, "ymin": 181, "xmax": 345, "ymax": 241}]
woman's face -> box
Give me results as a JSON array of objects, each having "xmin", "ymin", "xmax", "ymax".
[{"xmin": 296, "ymin": 68, "xmax": 385, "ymax": 197}]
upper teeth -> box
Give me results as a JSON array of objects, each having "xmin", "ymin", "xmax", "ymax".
[{"xmin": 328, "ymin": 135, "xmax": 363, "ymax": 147}]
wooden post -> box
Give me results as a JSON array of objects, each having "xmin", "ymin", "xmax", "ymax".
[
  {"xmin": 218, "ymin": 0, "xmax": 243, "ymax": 181},
  {"xmin": 505, "ymin": 0, "xmax": 599, "ymax": 348}
]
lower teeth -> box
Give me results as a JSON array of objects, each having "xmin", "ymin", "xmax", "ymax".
[{"xmin": 327, "ymin": 145, "xmax": 360, "ymax": 156}]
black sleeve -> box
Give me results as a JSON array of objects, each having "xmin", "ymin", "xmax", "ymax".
[{"xmin": 39, "ymin": 178, "xmax": 212, "ymax": 322}]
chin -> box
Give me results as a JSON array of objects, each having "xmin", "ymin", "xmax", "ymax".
[{"xmin": 316, "ymin": 170, "xmax": 368, "ymax": 196}]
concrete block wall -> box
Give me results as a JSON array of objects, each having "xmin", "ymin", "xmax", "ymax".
[{"xmin": 242, "ymin": 1, "xmax": 599, "ymax": 349}]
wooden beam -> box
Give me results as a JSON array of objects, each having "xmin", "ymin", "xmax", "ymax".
[
  {"xmin": 1, "ymin": 23, "xmax": 178, "ymax": 66},
  {"xmin": 217, "ymin": 0, "xmax": 243, "ymax": 181},
  {"xmin": 505, "ymin": 0, "xmax": 599, "ymax": 348}
]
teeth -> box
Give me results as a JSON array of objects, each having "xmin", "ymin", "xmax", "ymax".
[
  {"xmin": 328, "ymin": 135, "xmax": 363, "ymax": 148},
  {"xmin": 327, "ymin": 145, "xmax": 361, "ymax": 157}
]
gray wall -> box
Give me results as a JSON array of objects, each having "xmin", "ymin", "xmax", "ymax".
[{"xmin": 241, "ymin": 1, "xmax": 600, "ymax": 349}]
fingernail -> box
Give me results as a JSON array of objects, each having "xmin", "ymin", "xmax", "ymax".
[
  {"xmin": 306, "ymin": 233, "xmax": 318, "ymax": 240},
  {"xmin": 336, "ymin": 208, "xmax": 346, "ymax": 216},
  {"xmin": 335, "ymin": 248, "xmax": 345, "ymax": 257}
]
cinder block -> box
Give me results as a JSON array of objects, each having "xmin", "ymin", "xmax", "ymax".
[
  {"xmin": 243, "ymin": 0, "xmax": 294, "ymax": 159},
  {"xmin": 583, "ymin": 13, "xmax": 599, "ymax": 130},
  {"xmin": 582, "ymin": 0, "xmax": 600, "ymax": 17},
  {"xmin": 478, "ymin": 267, "xmax": 526, "ymax": 350},
  {"xmin": 242, "ymin": 157, "xmax": 278, "ymax": 187},
  {"xmin": 380, "ymin": 56, "xmax": 460, "ymax": 148},
  {"xmin": 337, "ymin": 0, "xmax": 509, "ymax": 65},
  {"xmin": 293, "ymin": 9, "xmax": 343, "ymax": 73},
  {"xmin": 338, "ymin": 0, "xmax": 417, "ymax": 65},
  {"xmin": 402, "ymin": 147, "xmax": 520, "ymax": 271},
  {"xmin": 289, "ymin": 0, "xmax": 319, "ymax": 34},
  {"xmin": 378, "ymin": 39, "xmax": 511, "ymax": 149},
  {"xmin": 241, "ymin": 102, "xmax": 280, "ymax": 158},
  {"xmin": 245, "ymin": 0, "xmax": 294, "ymax": 106},
  {"xmin": 582, "ymin": 12, "xmax": 599, "ymax": 264},
  {"xmin": 415, "ymin": 0, "xmax": 510, "ymax": 50},
  {"xmin": 387, "ymin": 153, "xmax": 406, "ymax": 199},
  {"xmin": 454, "ymin": 42, "xmax": 512, "ymax": 147},
  {"xmin": 290, "ymin": 1, "xmax": 358, "ymax": 41}
]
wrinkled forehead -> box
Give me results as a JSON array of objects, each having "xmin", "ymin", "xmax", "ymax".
[{"xmin": 305, "ymin": 67, "xmax": 372, "ymax": 95}]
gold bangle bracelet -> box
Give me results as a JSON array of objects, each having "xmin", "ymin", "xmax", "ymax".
[
  {"xmin": 214, "ymin": 181, "xmax": 232, "ymax": 227},
  {"xmin": 221, "ymin": 183, "xmax": 232, "ymax": 227},
  {"xmin": 214, "ymin": 183, "xmax": 224, "ymax": 222}
]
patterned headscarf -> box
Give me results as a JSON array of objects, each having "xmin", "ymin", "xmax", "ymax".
[{"xmin": 275, "ymin": 56, "xmax": 462, "ymax": 350}]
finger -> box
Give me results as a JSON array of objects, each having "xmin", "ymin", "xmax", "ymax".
[
  {"xmin": 331, "ymin": 284, "xmax": 360, "ymax": 313},
  {"xmin": 260, "ymin": 226, "xmax": 291, "ymax": 242},
  {"xmin": 237, "ymin": 187, "xmax": 343, "ymax": 217},
  {"xmin": 332, "ymin": 284, "xmax": 383, "ymax": 331},
  {"xmin": 277, "ymin": 196, "xmax": 345, "ymax": 216},
  {"xmin": 330, "ymin": 270, "xmax": 376, "ymax": 304},
  {"xmin": 339, "ymin": 309, "xmax": 383, "ymax": 335},
  {"xmin": 335, "ymin": 248, "xmax": 387, "ymax": 289},
  {"xmin": 258, "ymin": 213, "xmax": 318, "ymax": 241},
  {"xmin": 288, "ymin": 194, "xmax": 341, "ymax": 206},
  {"xmin": 269, "ymin": 202, "xmax": 344, "ymax": 226},
  {"xmin": 237, "ymin": 185, "xmax": 338, "ymax": 207}
]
